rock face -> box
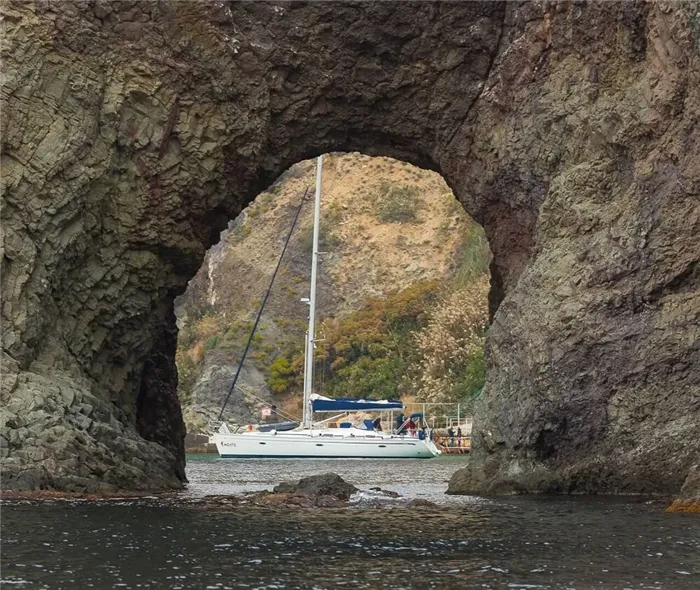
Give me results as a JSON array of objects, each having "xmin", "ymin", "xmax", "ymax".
[
  {"xmin": 182, "ymin": 349, "xmax": 273, "ymax": 433},
  {"xmin": 1, "ymin": 2, "xmax": 698, "ymax": 496}
]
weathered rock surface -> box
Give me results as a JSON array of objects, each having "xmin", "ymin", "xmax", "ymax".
[
  {"xmin": 182, "ymin": 349, "xmax": 273, "ymax": 432},
  {"xmin": 666, "ymin": 464, "xmax": 700, "ymax": 512},
  {"xmin": 190, "ymin": 473, "xmax": 362, "ymax": 508},
  {"xmin": 273, "ymin": 473, "xmax": 358, "ymax": 502},
  {"xmin": 1, "ymin": 1, "xmax": 698, "ymax": 496}
]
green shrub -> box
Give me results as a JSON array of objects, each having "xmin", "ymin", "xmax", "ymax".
[
  {"xmin": 299, "ymin": 223, "xmax": 340, "ymax": 254},
  {"xmin": 178, "ymin": 325, "xmax": 196, "ymax": 349},
  {"xmin": 452, "ymin": 223, "xmax": 491, "ymax": 288},
  {"xmin": 374, "ymin": 184, "xmax": 422, "ymax": 223},
  {"xmin": 268, "ymin": 356, "xmax": 296, "ymax": 394},
  {"xmin": 326, "ymin": 201, "xmax": 345, "ymax": 224},
  {"xmin": 454, "ymin": 346, "xmax": 486, "ymax": 408},
  {"xmin": 231, "ymin": 222, "xmax": 251, "ymax": 243},
  {"xmin": 312, "ymin": 281, "xmax": 441, "ymax": 399},
  {"xmin": 176, "ymin": 352, "xmax": 199, "ymax": 405}
]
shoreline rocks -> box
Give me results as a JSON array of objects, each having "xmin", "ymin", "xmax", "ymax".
[
  {"xmin": 0, "ymin": 473, "xmax": 444, "ymax": 510},
  {"xmin": 666, "ymin": 465, "xmax": 700, "ymax": 513}
]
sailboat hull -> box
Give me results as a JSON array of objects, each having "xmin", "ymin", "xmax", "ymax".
[{"xmin": 212, "ymin": 430, "xmax": 440, "ymax": 459}]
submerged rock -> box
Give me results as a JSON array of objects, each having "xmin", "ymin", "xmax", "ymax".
[
  {"xmin": 369, "ymin": 486, "xmax": 401, "ymax": 498},
  {"xmin": 198, "ymin": 474, "xmax": 363, "ymax": 508},
  {"xmin": 406, "ymin": 499, "xmax": 438, "ymax": 508}
]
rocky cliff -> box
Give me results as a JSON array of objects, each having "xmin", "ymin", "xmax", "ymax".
[{"xmin": 1, "ymin": 1, "xmax": 698, "ymax": 499}]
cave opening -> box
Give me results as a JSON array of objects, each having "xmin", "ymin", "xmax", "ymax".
[{"xmin": 173, "ymin": 153, "xmax": 493, "ymax": 447}]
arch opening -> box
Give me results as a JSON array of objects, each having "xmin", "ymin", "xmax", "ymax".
[{"xmin": 174, "ymin": 152, "xmax": 493, "ymax": 447}]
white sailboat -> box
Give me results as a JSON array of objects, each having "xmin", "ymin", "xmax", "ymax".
[{"xmin": 211, "ymin": 156, "xmax": 440, "ymax": 459}]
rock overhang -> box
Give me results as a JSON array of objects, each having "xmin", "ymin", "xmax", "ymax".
[{"xmin": 1, "ymin": 0, "xmax": 698, "ymax": 499}]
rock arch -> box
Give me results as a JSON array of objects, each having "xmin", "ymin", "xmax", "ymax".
[{"xmin": 1, "ymin": 1, "xmax": 698, "ymax": 496}]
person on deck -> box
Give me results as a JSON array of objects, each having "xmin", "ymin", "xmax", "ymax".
[
  {"xmin": 407, "ymin": 419, "xmax": 416, "ymax": 437},
  {"xmin": 373, "ymin": 417, "xmax": 382, "ymax": 431},
  {"xmin": 457, "ymin": 426, "xmax": 463, "ymax": 447},
  {"xmin": 395, "ymin": 412, "xmax": 405, "ymax": 433},
  {"xmin": 447, "ymin": 426, "xmax": 455, "ymax": 447}
]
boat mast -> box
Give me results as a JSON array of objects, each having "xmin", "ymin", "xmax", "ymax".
[{"xmin": 302, "ymin": 155, "xmax": 323, "ymax": 429}]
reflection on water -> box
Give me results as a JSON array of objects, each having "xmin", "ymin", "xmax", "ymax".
[{"xmin": 1, "ymin": 455, "xmax": 699, "ymax": 589}]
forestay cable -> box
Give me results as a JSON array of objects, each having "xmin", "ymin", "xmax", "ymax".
[{"xmin": 217, "ymin": 187, "xmax": 310, "ymax": 421}]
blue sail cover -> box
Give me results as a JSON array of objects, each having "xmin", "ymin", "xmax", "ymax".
[{"xmin": 311, "ymin": 396, "xmax": 403, "ymax": 412}]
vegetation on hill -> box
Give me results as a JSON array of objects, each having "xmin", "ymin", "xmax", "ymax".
[
  {"xmin": 267, "ymin": 281, "xmax": 440, "ymax": 400},
  {"xmin": 373, "ymin": 181, "xmax": 422, "ymax": 223},
  {"xmin": 412, "ymin": 277, "xmax": 489, "ymax": 405},
  {"xmin": 174, "ymin": 153, "xmax": 492, "ymax": 430},
  {"xmin": 260, "ymin": 219, "xmax": 491, "ymax": 408}
]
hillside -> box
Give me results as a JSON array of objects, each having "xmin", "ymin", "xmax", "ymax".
[{"xmin": 175, "ymin": 153, "xmax": 490, "ymax": 433}]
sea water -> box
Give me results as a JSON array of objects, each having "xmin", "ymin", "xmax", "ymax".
[{"xmin": 2, "ymin": 455, "xmax": 699, "ymax": 589}]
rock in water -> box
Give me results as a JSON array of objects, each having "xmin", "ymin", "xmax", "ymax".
[
  {"xmin": 273, "ymin": 473, "xmax": 358, "ymax": 501},
  {"xmin": 407, "ymin": 499, "xmax": 438, "ymax": 508},
  {"xmin": 666, "ymin": 465, "xmax": 700, "ymax": 513}
]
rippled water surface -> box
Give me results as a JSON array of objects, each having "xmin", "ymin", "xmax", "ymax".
[{"xmin": 2, "ymin": 455, "xmax": 699, "ymax": 589}]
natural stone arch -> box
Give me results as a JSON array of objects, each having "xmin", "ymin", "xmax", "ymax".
[{"xmin": 1, "ymin": 1, "xmax": 698, "ymax": 497}]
